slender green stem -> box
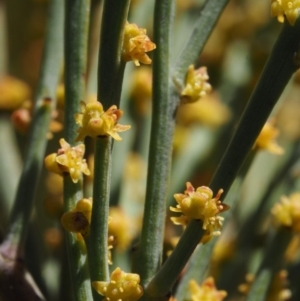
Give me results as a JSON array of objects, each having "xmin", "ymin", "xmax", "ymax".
[
  {"xmin": 64, "ymin": 0, "xmax": 91, "ymax": 143},
  {"xmin": 131, "ymin": 0, "xmax": 175, "ymax": 290},
  {"xmin": 87, "ymin": 0, "xmax": 130, "ymax": 290},
  {"xmin": 88, "ymin": 137, "xmax": 112, "ymax": 284},
  {"xmin": 246, "ymin": 227, "xmax": 293, "ymax": 301},
  {"xmin": 0, "ymin": 0, "xmax": 64, "ymax": 260},
  {"xmin": 63, "ymin": 179, "xmax": 93, "ymax": 301},
  {"xmin": 148, "ymin": 19, "xmax": 300, "ymax": 297},
  {"xmin": 172, "ymin": 0, "xmax": 229, "ymax": 89},
  {"xmin": 97, "ymin": 0, "xmax": 130, "ymax": 107},
  {"xmin": 63, "ymin": 0, "xmax": 93, "ymax": 300}
]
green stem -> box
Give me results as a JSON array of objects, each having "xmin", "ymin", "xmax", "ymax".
[
  {"xmin": 246, "ymin": 227, "xmax": 293, "ymax": 301},
  {"xmin": 172, "ymin": 0, "xmax": 229, "ymax": 89},
  {"xmin": 88, "ymin": 137, "xmax": 112, "ymax": 284},
  {"xmin": 87, "ymin": 0, "xmax": 130, "ymax": 291},
  {"xmin": 0, "ymin": 0, "xmax": 64, "ymax": 260},
  {"xmin": 63, "ymin": 0, "xmax": 92, "ymax": 300},
  {"xmin": 63, "ymin": 179, "xmax": 93, "ymax": 301},
  {"xmin": 64, "ymin": 0, "xmax": 91, "ymax": 143},
  {"xmin": 97, "ymin": 0, "xmax": 130, "ymax": 107},
  {"xmin": 148, "ymin": 19, "xmax": 300, "ymax": 297},
  {"xmin": 131, "ymin": 0, "xmax": 175, "ymax": 289}
]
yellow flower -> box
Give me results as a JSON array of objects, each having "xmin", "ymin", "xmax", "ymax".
[
  {"xmin": 0, "ymin": 75, "xmax": 31, "ymax": 110},
  {"xmin": 267, "ymin": 270, "xmax": 291, "ymax": 301},
  {"xmin": 61, "ymin": 198, "xmax": 93, "ymax": 237},
  {"xmin": 176, "ymin": 92, "xmax": 231, "ymax": 128},
  {"xmin": 109, "ymin": 207, "xmax": 134, "ymax": 252},
  {"xmin": 272, "ymin": 193, "xmax": 300, "ymax": 232},
  {"xmin": 61, "ymin": 198, "xmax": 115, "ymax": 262},
  {"xmin": 271, "ymin": 0, "xmax": 300, "ymax": 25},
  {"xmin": 170, "ymin": 182, "xmax": 229, "ymax": 243},
  {"xmin": 254, "ymin": 119, "xmax": 284, "ymax": 155},
  {"xmin": 189, "ymin": 277, "xmax": 227, "ymax": 301},
  {"xmin": 181, "ymin": 65, "xmax": 212, "ymax": 103},
  {"xmin": 122, "ymin": 22, "xmax": 156, "ymax": 66},
  {"xmin": 44, "ymin": 138, "xmax": 90, "ymax": 183},
  {"xmin": 92, "ymin": 267, "xmax": 143, "ymax": 301},
  {"xmin": 74, "ymin": 99, "xmax": 131, "ymax": 141},
  {"xmin": 129, "ymin": 67, "xmax": 152, "ymax": 115}
]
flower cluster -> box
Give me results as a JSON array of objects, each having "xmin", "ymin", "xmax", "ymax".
[
  {"xmin": 61, "ymin": 198, "xmax": 115, "ymax": 262},
  {"xmin": 272, "ymin": 193, "xmax": 300, "ymax": 232},
  {"xmin": 188, "ymin": 277, "xmax": 227, "ymax": 301},
  {"xmin": 181, "ymin": 65, "xmax": 212, "ymax": 103},
  {"xmin": 122, "ymin": 22, "xmax": 156, "ymax": 66},
  {"xmin": 74, "ymin": 99, "xmax": 131, "ymax": 141},
  {"xmin": 254, "ymin": 119, "xmax": 284, "ymax": 155},
  {"xmin": 92, "ymin": 267, "xmax": 143, "ymax": 301},
  {"xmin": 170, "ymin": 182, "xmax": 229, "ymax": 243},
  {"xmin": 61, "ymin": 198, "xmax": 92, "ymax": 238},
  {"xmin": 108, "ymin": 207, "xmax": 134, "ymax": 252},
  {"xmin": 271, "ymin": 0, "xmax": 300, "ymax": 25},
  {"xmin": 130, "ymin": 67, "xmax": 152, "ymax": 115},
  {"xmin": 176, "ymin": 92, "xmax": 231, "ymax": 128},
  {"xmin": 44, "ymin": 138, "xmax": 90, "ymax": 183},
  {"xmin": 11, "ymin": 99, "xmax": 62, "ymax": 138},
  {"xmin": 0, "ymin": 75, "xmax": 31, "ymax": 110}
]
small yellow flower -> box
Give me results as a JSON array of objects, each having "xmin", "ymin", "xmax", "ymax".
[
  {"xmin": 74, "ymin": 99, "xmax": 131, "ymax": 141},
  {"xmin": 254, "ymin": 119, "xmax": 284, "ymax": 155},
  {"xmin": 109, "ymin": 207, "xmax": 134, "ymax": 252},
  {"xmin": 0, "ymin": 75, "xmax": 31, "ymax": 110},
  {"xmin": 271, "ymin": 0, "xmax": 300, "ymax": 25},
  {"xmin": 189, "ymin": 277, "xmax": 227, "ymax": 301},
  {"xmin": 122, "ymin": 22, "xmax": 156, "ymax": 66},
  {"xmin": 272, "ymin": 193, "xmax": 300, "ymax": 232},
  {"xmin": 170, "ymin": 182, "xmax": 229, "ymax": 243},
  {"xmin": 11, "ymin": 100, "xmax": 63, "ymax": 138},
  {"xmin": 44, "ymin": 138, "xmax": 90, "ymax": 183},
  {"xmin": 176, "ymin": 92, "xmax": 231, "ymax": 128},
  {"xmin": 267, "ymin": 270, "xmax": 291, "ymax": 301},
  {"xmin": 92, "ymin": 267, "xmax": 143, "ymax": 301},
  {"xmin": 61, "ymin": 198, "xmax": 115, "ymax": 262},
  {"xmin": 61, "ymin": 198, "xmax": 93, "ymax": 237},
  {"xmin": 130, "ymin": 67, "xmax": 152, "ymax": 115},
  {"xmin": 181, "ymin": 65, "xmax": 212, "ymax": 103}
]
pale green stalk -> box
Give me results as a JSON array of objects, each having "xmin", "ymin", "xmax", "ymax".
[
  {"xmin": 148, "ymin": 18, "xmax": 300, "ymax": 298},
  {"xmin": 87, "ymin": 0, "xmax": 130, "ymax": 293},
  {"xmin": 131, "ymin": 0, "xmax": 175, "ymax": 292},
  {"xmin": 63, "ymin": 0, "xmax": 93, "ymax": 300}
]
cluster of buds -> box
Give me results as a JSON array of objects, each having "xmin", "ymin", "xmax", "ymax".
[
  {"xmin": 74, "ymin": 98, "xmax": 131, "ymax": 142},
  {"xmin": 92, "ymin": 267, "xmax": 143, "ymax": 301},
  {"xmin": 44, "ymin": 138, "xmax": 90, "ymax": 183},
  {"xmin": 61, "ymin": 198, "xmax": 93, "ymax": 238},
  {"xmin": 61, "ymin": 198, "xmax": 115, "ymax": 263},
  {"xmin": 122, "ymin": 22, "xmax": 156, "ymax": 66},
  {"xmin": 188, "ymin": 277, "xmax": 227, "ymax": 301},
  {"xmin": 170, "ymin": 182, "xmax": 229, "ymax": 243},
  {"xmin": 272, "ymin": 193, "xmax": 300, "ymax": 232},
  {"xmin": 254, "ymin": 119, "xmax": 284, "ymax": 155},
  {"xmin": 181, "ymin": 65, "xmax": 212, "ymax": 103},
  {"xmin": 0, "ymin": 75, "xmax": 31, "ymax": 110},
  {"xmin": 271, "ymin": 0, "xmax": 300, "ymax": 25}
]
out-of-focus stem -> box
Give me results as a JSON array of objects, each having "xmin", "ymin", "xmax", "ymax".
[
  {"xmin": 148, "ymin": 19, "xmax": 300, "ymax": 297},
  {"xmin": 0, "ymin": 0, "xmax": 63, "ymax": 261},
  {"xmin": 172, "ymin": 0, "xmax": 229, "ymax": 89},
  {"xmin": 246, "ymin": 227, "xmax": 293, "ymax": 301}
]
